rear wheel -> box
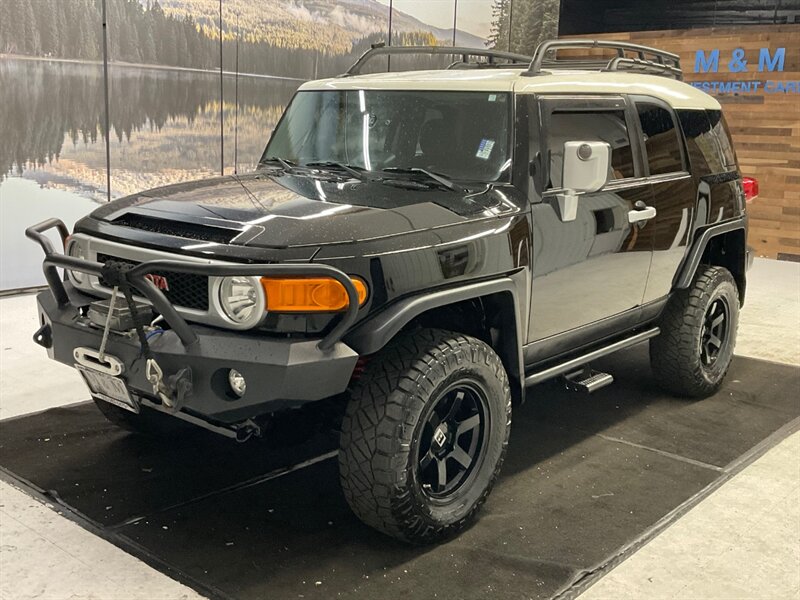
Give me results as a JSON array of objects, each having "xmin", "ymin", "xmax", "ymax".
[
  {"xmin": 338, "ymin": 329, "xmax": 511, "ymax": 544},
  {"xmin": 650, "ymin": 265, "xmax": 739, "ymax": 398}
]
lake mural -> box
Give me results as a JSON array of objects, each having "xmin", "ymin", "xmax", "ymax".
[{"xmin": 0, "ymin": 0, "xmax": 561, "ymax": 290}]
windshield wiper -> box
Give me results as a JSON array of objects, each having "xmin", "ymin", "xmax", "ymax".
[
  {"xmin": 381, "ymin": 167, "xmax": 463, "ymax": 192},
  {"xmin": 304, "ymin": 161, "xmax": 366, "ymax": 181},
  {"xmin": 260, "ymin": 157, "xmax": 299, "ymax": 172}
]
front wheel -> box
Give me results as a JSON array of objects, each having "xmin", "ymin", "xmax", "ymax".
[
  {"xmin": 338, "ymin": 329, "xmax": 511, "ymax": 544},
  {"xmin": 650, "ymin": 265, "xmax": 739, "ymax": 398}
]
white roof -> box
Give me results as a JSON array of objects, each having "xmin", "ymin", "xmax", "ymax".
[{"xmin": 300, "ymin": 68, "xmax": 720, "ymax": 110}]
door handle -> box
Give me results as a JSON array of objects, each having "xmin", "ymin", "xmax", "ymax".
[{"xmin": 628, "ymin": 203, "xmax": 657, "ymax": 224}]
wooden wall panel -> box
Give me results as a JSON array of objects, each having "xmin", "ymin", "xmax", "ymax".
[{"xmin": 570, "ymin": 25, "xmax": 800, "ymax": 259}]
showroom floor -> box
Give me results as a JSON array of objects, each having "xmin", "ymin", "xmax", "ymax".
[{"xmin": 0, "ymin": 257, "xmax": 798, "ymax": 600}]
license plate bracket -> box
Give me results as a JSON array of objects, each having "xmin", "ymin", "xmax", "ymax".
[{"xmin": 76, "ymin": 364, "xmax": 139, "ymax": 413}]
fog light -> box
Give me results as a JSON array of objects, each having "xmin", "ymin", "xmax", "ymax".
[{"xmin": 228, "ymin": 369, "xmax": 246, "ymax": 397}]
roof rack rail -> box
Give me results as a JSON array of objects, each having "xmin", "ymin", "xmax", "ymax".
[
  {"xmin": 525, "ymin": 39, "xmax": 683, "ymax": 80},
  {"xmin": 342, "ymin": 43, "xmax": 532, "ymax": 77}
]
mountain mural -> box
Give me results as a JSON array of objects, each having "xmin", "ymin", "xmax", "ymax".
[
  {"xmin": 158, "ymin": 0, "xmax": 485, "ymax": 53},
  {"xmin": 0, "ymin": 0, "xmax": 486, "ymax": 79}
]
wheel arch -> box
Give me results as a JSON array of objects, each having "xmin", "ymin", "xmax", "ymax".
[
  {"xmin": 344, "ymin": 278, "xmax": 526, "ymax": 402},
  {"xmin": 674, "ymin": 220, "xmax": 747, "ymax": 305}
]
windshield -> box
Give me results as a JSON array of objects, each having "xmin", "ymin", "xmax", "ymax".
[{"xmin": 261, "ymin": 90, "xmax": 512, "ymax": 183}]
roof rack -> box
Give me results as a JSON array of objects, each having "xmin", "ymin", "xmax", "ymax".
[
  {"xmin": 525, "ymin": 39, "xmax": 683, "ymax": 80},
  {"xmin": 343, "ymin": 43, "xmax": 532, "ymax": 77}
]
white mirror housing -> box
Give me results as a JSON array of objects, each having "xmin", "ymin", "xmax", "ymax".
[{"xmin": 556, "ymin": 141, "xmax": 611, "ymax": 222}]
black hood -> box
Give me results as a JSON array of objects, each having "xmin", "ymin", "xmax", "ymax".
[{"xmin": 88, "ymin": 172, "xmax": 519, "ymax": 249}]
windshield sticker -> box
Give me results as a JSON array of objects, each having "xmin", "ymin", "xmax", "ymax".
[
  {"xmin": 476, "ymin": 139, "xmax": 495, "ymax": 160},
  {"xmin": 488, "ymin": 94, "xmax": 497, "ymax": 102}
]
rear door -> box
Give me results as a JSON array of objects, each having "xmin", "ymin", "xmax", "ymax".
[
  {"xmin": 631, "ymin": 96, "xmax": 697, "ymax": 304},
  {"xmin": 527, "ymin": 95, "xmax": 655, "ymax": 342}
]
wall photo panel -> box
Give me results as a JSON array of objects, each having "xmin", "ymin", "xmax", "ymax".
[
  {"xmin": 0, "ymin": 0, "xmax": 105, "ymax": 289},
  {"xmin": 104, "ymin": 0, "xmax": 222, "ymax": 198}
]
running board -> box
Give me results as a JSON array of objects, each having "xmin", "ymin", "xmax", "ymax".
[
  {"xmin": 524, "ymin": 327, "xmax": 660, "ymax": 387},
  {"xmin": 563, "ymin": 368, "xmax": 615, "ymax": 393}
]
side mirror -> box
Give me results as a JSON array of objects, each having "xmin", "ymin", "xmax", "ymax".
[{"xmin": 556, "ymin": 141, "xmax": 611, "ymax": 222}]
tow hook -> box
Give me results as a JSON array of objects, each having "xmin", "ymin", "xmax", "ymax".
[
  {"xmin": 233, "ymin": 420, "xmax": 262, "ymax": 443},
  {"xmin": 33, "ymin": 322, "xmax": 52, "ymax": 349},
  {"xmin": 166, "ymin": 367, "xmax": 193, "ymax": 410},
  {"xmin": 146, "ymin": 359, "xmax": 193, "ymax": 411}
]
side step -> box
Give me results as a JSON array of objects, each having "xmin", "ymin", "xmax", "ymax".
[
  {"xmin": 562, "ymin": 368, "xmax": 614, "ymax": 394},
  {"xmin": 524, "ymin": 327, "xmax": 660, "ymax": 388}
]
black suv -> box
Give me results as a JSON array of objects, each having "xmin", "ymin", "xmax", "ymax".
[{"xmin": 28, "ymin": 41, "xmax": 756, "ymax": 543}]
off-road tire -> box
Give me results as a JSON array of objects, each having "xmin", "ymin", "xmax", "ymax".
[
  {"xmin": 93, "ymin": 399, "xmax": 189, "ymax": 436},
  {"xmin": 338, "ymin": 328, "xmax": 511, "ymax": 544},
  {"xmin": 650, "ymin": 265, "xmax": 739, "ymax": 398}
]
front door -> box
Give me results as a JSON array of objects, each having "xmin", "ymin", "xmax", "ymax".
[{"xmin": 526, "ymin": 95, "xmax": 655, "ymax": 344}]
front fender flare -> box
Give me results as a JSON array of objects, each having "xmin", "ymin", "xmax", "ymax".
[{"xmin": 344, "ymin": 277, "xmax": 526, "ymax": 398}]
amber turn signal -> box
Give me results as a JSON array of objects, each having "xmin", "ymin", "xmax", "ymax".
[{"xmin": 261, "ymin": 276, "xmax": 368, "ymax": 312}]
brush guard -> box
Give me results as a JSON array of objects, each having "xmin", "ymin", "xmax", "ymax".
[{"xmin": 26, "ymin": 219, "xmax": 361, "ymax": 424}]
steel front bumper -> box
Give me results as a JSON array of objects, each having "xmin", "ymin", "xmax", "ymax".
[
  {"xmin": 36, "ymin": 289, "xmax": 357, "ymax": 423},
  {"xmin": 27, "ymin": 218, "xmax": 359, "ymax": 425}
]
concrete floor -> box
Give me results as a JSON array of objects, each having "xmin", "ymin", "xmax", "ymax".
[
  {"xmin": 0, "ymin": 297, "xmax": 202, "ymax": 598},
  {"xmin": 580, "ymin": 431, "xmax": 800, "ymax": 600},
  {"xmin": 578, "ymin": 257, "xmax": 800, "ymax": 600},
  {"xmin": 0, "ymin": 257, "xmax": 798, "ymax": 600}
]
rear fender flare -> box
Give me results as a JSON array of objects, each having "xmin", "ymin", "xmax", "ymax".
[{"xmin": 674, "ymin": 219, "xmax": 746, "ymax": 290}]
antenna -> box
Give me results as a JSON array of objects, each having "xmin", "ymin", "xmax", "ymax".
[
  {"xmin": 234, "ymin": 11, "xmax": 239, "ymax": 175},
  {"xmin": 101, "ymin": 0, "xmax": 111, "ymax": 202},
  {"xmin": 507, "ymin": 0, "xmax": 514, "ymax": 53},
  {"xmin": 218, "ymin": 0, "xmax": 224, "ymax": 176},
  {"xmin": 452, "ymin": 0, "xmax": 458, "ymax": 46},
  {"xmin": 387, "ymin": 0, "xmax": 393, "ymax": 72}
]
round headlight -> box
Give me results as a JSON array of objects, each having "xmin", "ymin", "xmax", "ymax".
[
  {"xmin": 228, "ymin": 369, "xmax": 246, "ymax": 398},
  {"xmin": 67, "ymin": 240, "xmax": 86, "ymax": 284},
  {"xmin": 218, "ymin": 276, "xmax": 261, "ymax": 326}
]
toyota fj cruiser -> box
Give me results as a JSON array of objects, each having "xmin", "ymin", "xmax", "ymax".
[{"xmin": 28, "ymin": 40, "xmax": 756, "ymax": 543}]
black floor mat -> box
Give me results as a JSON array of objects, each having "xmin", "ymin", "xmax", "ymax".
[{"xmin": 1, "ymin": 350, "xmax": 798, "ymax": 600}]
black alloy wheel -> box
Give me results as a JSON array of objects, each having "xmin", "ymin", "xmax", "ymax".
[
  {"xmin": 417, "ymin": 383, "xmax": 489, "ymax": 499},
  {"xmin": 700, "ymin": 297, "xmax": 730, "ymax": 367}
]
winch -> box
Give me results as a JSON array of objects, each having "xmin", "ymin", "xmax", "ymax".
[{"xmin": 87, "ymin": 296, "xmax": 153, "ymax": 332}]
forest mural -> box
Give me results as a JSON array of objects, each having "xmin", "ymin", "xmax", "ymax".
[{"xmin": 488, "ymin": 0, "xmax": 560, "ymax": 54}]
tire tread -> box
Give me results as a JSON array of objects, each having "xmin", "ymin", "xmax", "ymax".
[
  {"xmin": 338, "ymin": 328, "xmax": 511, "ymax": 543},
  {"xmin": 650, "ymin": 265, "xmax": 738, "ymax": 398}
]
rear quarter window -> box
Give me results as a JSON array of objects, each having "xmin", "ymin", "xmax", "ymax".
[
  {"xmin": 677, "ymin": 109, "xmax": 727, "ymax": 175},
  {"xmin": 709, "ymin": 110, "xmax": 738, "ymax": 169}
]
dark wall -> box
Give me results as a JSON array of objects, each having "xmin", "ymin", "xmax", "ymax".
[{"xmin": 560, "ymin": 0, "xmax": 800, "ymax": 35}]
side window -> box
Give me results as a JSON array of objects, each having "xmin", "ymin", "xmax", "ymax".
[
  {"xmin": 546, "ymin": 110, "xmax": 635, "ymax": 189},
  {"xmin": 636, "ymin": 102, "xmax": 684, "ymax": 175},
  {"xmin": 708, "ymin": 110, "xmax": 738, "ymax": 169},
  {"xmin": 677, "ymin": 109, "xmax": 725, "ymax": 175}
]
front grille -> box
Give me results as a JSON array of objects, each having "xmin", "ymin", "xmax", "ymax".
[
  {"xmin": 112, "ymin": 213, "xmax": 238, "ymax": 244},
  {"xmin": 96, "ymin": 253, "xmax": 209, "ymax": 311}
]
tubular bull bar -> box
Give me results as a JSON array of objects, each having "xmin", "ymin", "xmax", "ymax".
[
  {"xmin": 25, "ymin": 218, "xmax": 362, "ymax": 430},
  {"xmin": 25, "ymin": 218, "xmax": 360, "ymax": 352}
]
